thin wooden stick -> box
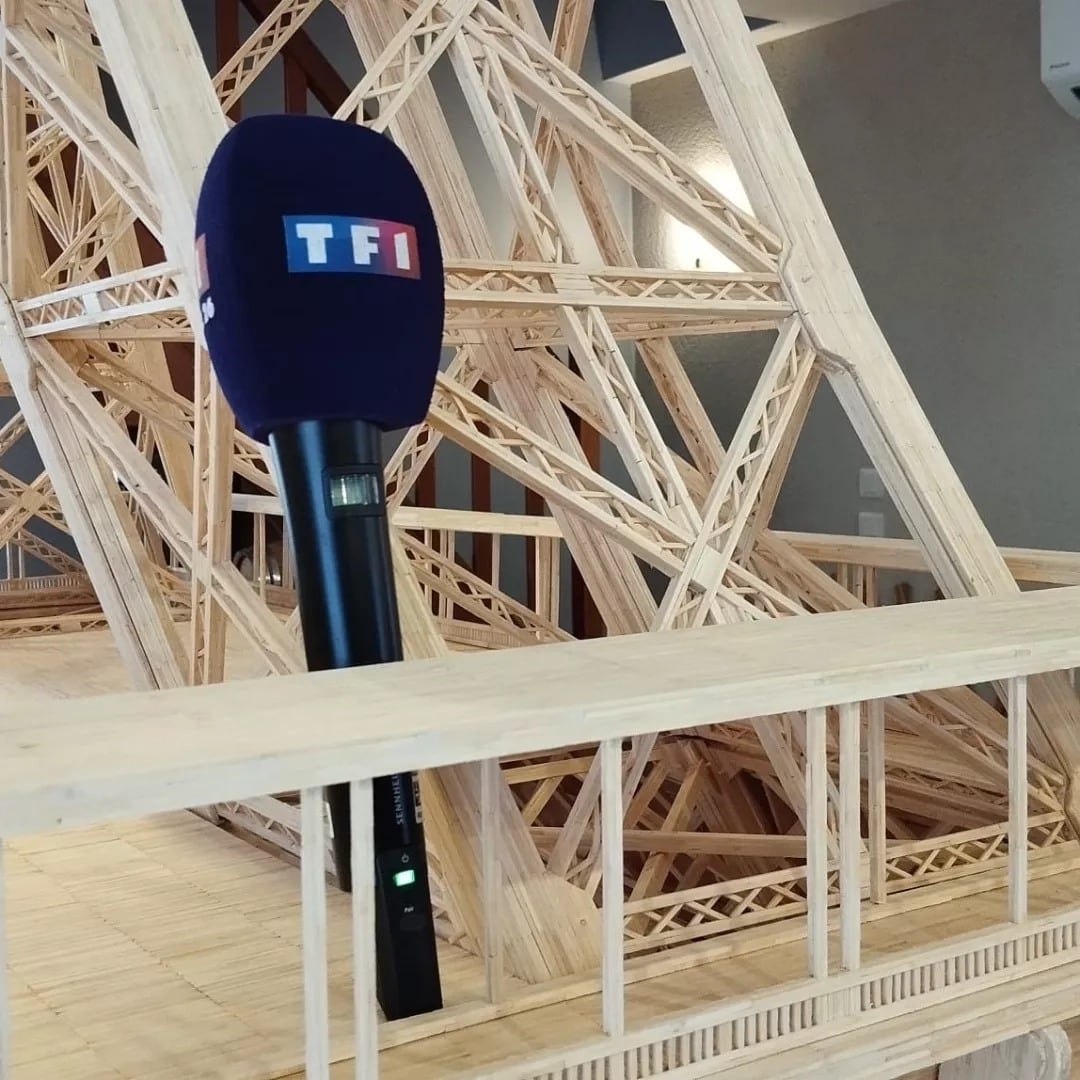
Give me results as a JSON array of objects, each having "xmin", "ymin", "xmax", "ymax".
[
  {"xmin": 255, "ymin": 511, "xmax": 267, "ymax": 599},
  {"xmin": 350, "ymin": 778, "xmax": 378, "ymax": 1080},
  {"xmin": 600, "ymin": 736, "xmax": 625, "ymax": 1036},
  {"xmin": 867, "ymin": 698, "xmax": 887, "ymax": 904},
  {"xmin": 300, "ymin": 787, "xmax": 330, "ymax": 1079},
  {"xmin": 545, "ymin": 536, "xmax": 560, "ymax": 626},
  {"xmin": 1009, "ymin": 676, "xmax": 1028, "ymax": 924},
  {"xmin": 838, "ymin": 701, "xmax": 861, "ymax": 970},
  {"xmin": 0, "ymin": 840, "xmax": 9, "ymax": 1080},
  {"xmin": 481, "ymin": 756, "xmax": 504, "ymax": 1002},
  {"xmin": 440, "ymin": 530, "xmax": 453, "ymax": 619},
  {"xmin": 806, "ymin": 706, "xmax": 828, "ymax": 979}
]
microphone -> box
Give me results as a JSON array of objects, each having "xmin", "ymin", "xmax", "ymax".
[{"xmin": 195, "ymin": 112, "xmax": 444, "ymax": 1020}]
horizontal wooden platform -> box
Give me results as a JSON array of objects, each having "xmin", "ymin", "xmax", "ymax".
[
  {"xmin": 5, "ymin": 807, "xmax": 1080, "ymax": 1080},
  {"xmin": 0, "ymin": 624, "xmax": 264, "ymax": 709},
  {"xmin": 3, "ymin": 586, "xmax": 1080, "ymax": 837},
  {"xmin": 776, "ymin": 531, "xmax": 1080, "ymax": 586},
  {"xmin": 4, "ymin": 810, "xmax": 503, "ymax": 1080}
]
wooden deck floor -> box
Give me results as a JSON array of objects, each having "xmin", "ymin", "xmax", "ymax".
[
  {"xmin": 5, "ymin": 812, "xmax": 498, "ymax": 1079},
  {"xmin": 5, "ymin": 808, "xmax": 1080, "ymax": 1079},
  {"xmin": 0, "ymin": 625, "xmax": 266, "ymax": 707}
]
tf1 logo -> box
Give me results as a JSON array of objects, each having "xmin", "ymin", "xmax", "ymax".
[{"xmin": 283, "ymin": 215, "xmax": 420, "ymax": 279}]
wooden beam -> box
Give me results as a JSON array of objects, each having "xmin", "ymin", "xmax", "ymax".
[
  {"xmin": 0, "ymin": 302, "xmax": 187, "ymax": 689},
  {"xmin": 530, "ymin": 826, "xmax": 809, "ymax": 858},
  {"xmin": 838, "ymin": 700, "xmax": 861, "ymax": 971},
  {"xmin": 470, "ymin": 382, "xmax": 493, "ymax": 584},
  {"xmin": 777, "ymin": 531, "xmax": 1080, "ymax": 587},
  {"xmin": 52, "ymin": 40, "xmax": 196, "ymax": 515},
  {"xmin": 1009, "ymin": 676, "xmax": 1028, "ymax": 924},
  {"xmin": 867, "ymin": 698, "xmax": 887, "ymax": 904},
  {"xmin": 600, "ymin": 736, "xmax": 624, "ymax": 1037},
  {"xmin": 567, "ymin": 358, "xmax": 604, "ymax": 640},
  {"xmin": 84, "ymin": 0, "xmax": 241, "ymax": 690},
  {"xmin": 238, "ymin": 0, "xmax": 349, "ymax": 114},
  {"xmin": 1, "ymin": 3, "xmax": 29, "ymax": 298},
  {"xmin": 348, "ymin": 778, "xmax": 378, "ymax": 1080},
  {"xmin": 806, "ymin": 705, "xmax": 828, "ymax": 979},
  {"xmin": 392, "ymin": 478, "xmax": 603, "ymax": 986}
]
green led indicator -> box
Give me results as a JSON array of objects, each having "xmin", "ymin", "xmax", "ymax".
[{"xmin": 393, "ymin": 868, "xmax": 416, "ymax": 888}]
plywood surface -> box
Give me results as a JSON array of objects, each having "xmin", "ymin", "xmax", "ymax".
[
  {"xmin": 0, "ymin": 624, "xmax": 266, "ymax": 708},
  {"xmin": 4, "ymin": 811, "xmax": 489, "ymax": 1080},
  {"xmin": 4, "ymin": 587, "xmax": 1080, "ymax": 837}
]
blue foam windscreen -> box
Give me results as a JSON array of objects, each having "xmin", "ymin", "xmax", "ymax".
[{"xmin": 194, "ymin": 114, "xmax": 444, "ymax": 443}]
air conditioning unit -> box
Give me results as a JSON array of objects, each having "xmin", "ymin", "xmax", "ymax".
[{"xmin": 1042, "ymin": 0, "xmax": 1080, "ymax": 117}]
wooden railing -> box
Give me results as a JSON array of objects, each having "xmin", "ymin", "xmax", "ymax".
[
  {"xmin": 231, "ymin": 498, "xmax": 568, "ymax": 647},
  {"xmin": 776, "ymin": 531, "xmax": 1080, "ymax": 587},
  {"xmin": 622, "ymin": 813, "xmax": 1070, "ymax": 957},
  {"xmin": 495, "ymin": 906, "xmax": 1080, "ymax": 1080},
  {"xmin": 3, "ymin": 586, "xmax": 1080, "ymax": 1077}
]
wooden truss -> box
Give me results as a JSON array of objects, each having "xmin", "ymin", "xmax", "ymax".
[{"xmin": 1, "ymin": 0, "xmax": 1078, "ymax": 985}]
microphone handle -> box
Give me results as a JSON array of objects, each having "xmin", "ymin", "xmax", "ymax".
[{"xmin": 270, "ymin": 418, "xmax": 442, "ymax": 1020}]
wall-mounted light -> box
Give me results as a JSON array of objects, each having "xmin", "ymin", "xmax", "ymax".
[{"xmin": 666, "ymin": 155, "xmax": 751, "ymax": 272}]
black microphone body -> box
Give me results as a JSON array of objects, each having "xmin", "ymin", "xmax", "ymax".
[
  {"xmin": 195, "ymin": 112, "xmax": 447, "ymax": 1023},
  {"xmin": 271, "ymin": 418, "xmax": 443, "ymax": 1020}
]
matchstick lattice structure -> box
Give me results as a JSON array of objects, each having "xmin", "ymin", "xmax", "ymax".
[{"xmin": 1, "ymin": 0, "xmax": 1078, "ymax": 991}]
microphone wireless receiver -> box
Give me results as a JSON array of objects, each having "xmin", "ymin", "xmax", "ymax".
[{"xmin": 195, "ymin": 112, "xmax": 444, "ymax": 1021}]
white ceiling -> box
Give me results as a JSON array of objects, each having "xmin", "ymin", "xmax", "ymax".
[
  {"xmin": 740, "ymin": 0, "xmax": 909, "ymax": 43},
  {"xmin": 621, "ymin": 0, "xmax": 909, "ymax": 83}
]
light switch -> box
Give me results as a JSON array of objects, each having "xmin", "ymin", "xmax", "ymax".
[
  {"xmin": 858, "ymin": 511, "xmax": 885, "ymax": 537},
  {"xmin": 859, "ymin": 467, "xmax": 885, "ymax": 499}
]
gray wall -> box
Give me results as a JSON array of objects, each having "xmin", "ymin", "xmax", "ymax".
[{"xmin": 632, "ymin": 0, "xmax": 1080, "ymax": 570}]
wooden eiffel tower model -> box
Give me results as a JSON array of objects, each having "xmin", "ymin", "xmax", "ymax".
[{"xmin": 1, "ymin": 0, "xmax": 1078, "ymax": 984}]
